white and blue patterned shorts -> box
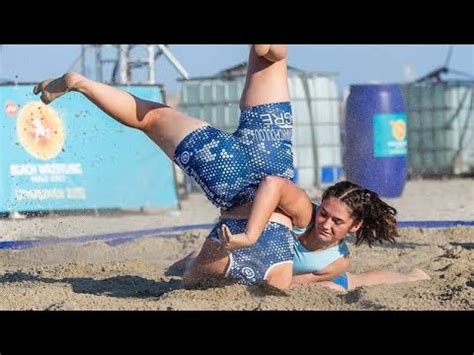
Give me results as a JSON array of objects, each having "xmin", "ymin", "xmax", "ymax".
[
  {"xmin": 173, "ymin": 102, "xmax": 295, "ymax": 210},
  {"xmin": 209, "ymin": 218, "xmax": 294, "ymax": 285}
]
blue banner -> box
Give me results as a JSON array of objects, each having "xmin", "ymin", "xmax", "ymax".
[{"xmin": 1, "ymin": 84, "xmax": 178, "ymax": 212}]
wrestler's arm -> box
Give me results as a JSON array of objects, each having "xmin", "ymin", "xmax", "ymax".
[
  {"xmin": 219, "ymin": 176, "xmax": 313, "ymax": 249},
  {"xmin": 290, "ymin": 256, "xmax": 351, "ymax": 287}
]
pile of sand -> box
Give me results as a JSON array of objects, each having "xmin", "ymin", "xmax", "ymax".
[
  {"xmin": 0, "ymin": 227, "xmax": 472, "ymax": 310},
  {"xmin": 1, "ymin": 178, "xmax": 472, "ymax": 310}
]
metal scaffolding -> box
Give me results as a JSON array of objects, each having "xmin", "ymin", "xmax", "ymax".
[{"xmin": 70, "ymin": 45, "xmax": 190, "ymax": 85}]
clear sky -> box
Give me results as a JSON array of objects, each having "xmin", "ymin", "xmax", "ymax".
[{"xmin": 1, "ymin": 45, "xmax": 473, "ymax": 96}]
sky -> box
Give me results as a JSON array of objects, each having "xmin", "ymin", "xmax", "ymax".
[{"xmin": 1, "ymin": 45, "xmax": 473, "ymax": 96}]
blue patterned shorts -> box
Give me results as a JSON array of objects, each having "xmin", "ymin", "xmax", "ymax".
[
  {"xmin": 209, "ymin": 218, "xmax": 294, "ymax": 285},
  {"xmin": 173, "ymin": 102, "xmax": 295, "ymax": 210}
]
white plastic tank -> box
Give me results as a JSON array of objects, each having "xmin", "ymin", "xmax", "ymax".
[{"xmin": 403, "ymin": 81, "xmax": 474, "ymax": 176}]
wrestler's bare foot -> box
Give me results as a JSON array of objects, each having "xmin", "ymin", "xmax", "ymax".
[
  {"xmin": 254, "ymin": 45, "xmax": 271, "ymax": 57},
  {"xmin": 33, "ymin": 72, "xmax": 83, "ymax": 104},
  {"xmin": 253, "ymin": 45, "xmax": 287, "ymax": 62},
  {"xmin": 164, "ymin": 251, "xmax": 199, "ymax": 276},
  {"xmin": 408, "ymin": 268, "xmax": 431, "ymax": 282}
]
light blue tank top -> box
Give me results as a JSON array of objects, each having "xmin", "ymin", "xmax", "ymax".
[
  {"xmin": 293, "ymin": 238, "xmax": 350, "ymax": 275},
  {"xmin": 292, "ymin": 203, "xmax": 350, "ymax": 275}
]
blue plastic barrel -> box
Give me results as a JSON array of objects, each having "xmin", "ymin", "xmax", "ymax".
[{"xmin": 344, "ymin": 84, "xmax": 408, "ymax": 197}]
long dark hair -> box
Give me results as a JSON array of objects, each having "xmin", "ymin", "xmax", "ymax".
[{"xmin": 322, "ymin": 181, "xmax": 399, "ymax": 247}]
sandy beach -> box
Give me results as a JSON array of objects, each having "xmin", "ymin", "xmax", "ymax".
[{"xmin": 0, "ymin": 178, "xmax": 473, "ymax": 310}]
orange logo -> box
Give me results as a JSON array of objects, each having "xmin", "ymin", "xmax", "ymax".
[
  {"xmin": 5, "ymin": 100, "xmax": 19, "ymax": 117},
  {"xmin": 391, "ymin": 120, "xmax": 406, "ymax": 141},
  {"xmin": 16, "ymin": 101, "xmax": 65, "ymax": 160}
]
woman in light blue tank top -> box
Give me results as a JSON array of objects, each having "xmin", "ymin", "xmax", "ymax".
[{"xmin": 219, "ymin": 178, "xmax": 430, "ymax": 291}]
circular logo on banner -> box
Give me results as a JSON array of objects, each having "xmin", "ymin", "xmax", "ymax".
[
  {"xmin": 16, "ymin": 101, "xmax": 65, "ymax": 160},
  {"xmin": 5, "ymin": 100, "xmax": 19, "ymax": 117},
  {"xmin": 180, "ymin": 151, "xmax": 190, "ymax": 165},
  {"xmin": 241, "ymin": 267, "xmax": 256, "ymax": 280},
  {"xmin": 391, "ymin": 120, "xmax": 406, "ymax": 141}
]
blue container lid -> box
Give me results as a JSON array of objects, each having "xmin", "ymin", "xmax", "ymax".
[{"xmin": 349, "ymin": 83, "xmax": 403, "ymax": 94}]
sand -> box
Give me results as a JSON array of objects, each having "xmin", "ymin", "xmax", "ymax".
[{"xmin": 0, "ymin": 178, "xmax": 473, "ymax": 310}]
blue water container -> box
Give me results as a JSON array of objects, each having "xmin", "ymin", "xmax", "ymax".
[{"xmin": 344, "ymin": 84, "xmax": 408, "ymax": 197}]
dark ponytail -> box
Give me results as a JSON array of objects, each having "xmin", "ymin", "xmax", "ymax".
[{"xmin": 322, "ymin": 181, "xmax": 400, "ymax": 247}]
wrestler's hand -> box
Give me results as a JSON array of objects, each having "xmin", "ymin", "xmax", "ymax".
[{"xmin": 218, "ymin": 224, "xmax": 256, "ymax": 250}]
